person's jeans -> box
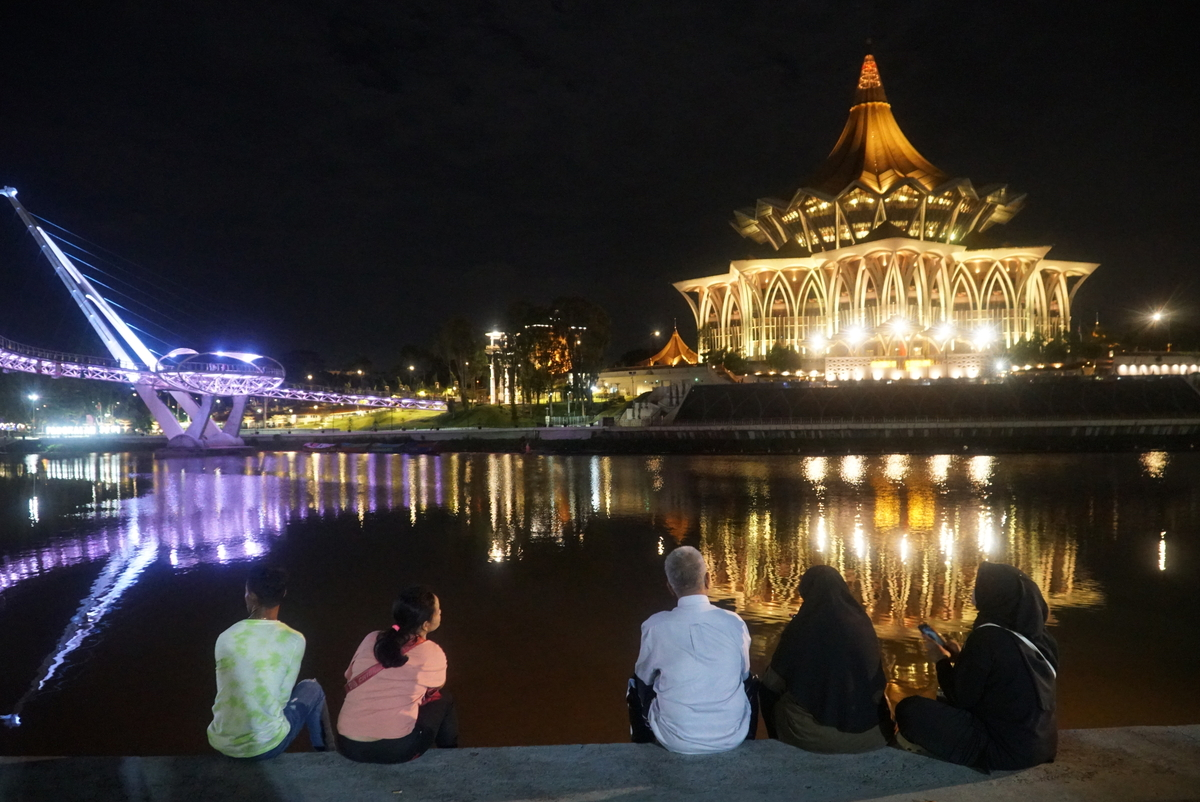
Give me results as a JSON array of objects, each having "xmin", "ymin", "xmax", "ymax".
[
  {"xmin": 243, "ymin": 679, "xmax": 332, "ymax": 761},
  {"xmin": 627, "ymin": 675, "xmax": 760, "ymax": 745}
]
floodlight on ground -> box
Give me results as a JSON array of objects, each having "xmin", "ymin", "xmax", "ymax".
[
  {"xmin": 972, "ymin": 326, "xmax": 997, "ymax": 349},
  {"xmin": 810, "ymin": 333, "xmax": 827, "ymax": 349},
  {"xmin": 889, "ymin": 317, "xmax": 909, "ymax": 336},
  {"xmin": 995, "ymin": 360, "xmax": 1009, "ymax": 372},
  {"xmin": 844, "ymin": 326, "xmax": 866, "ymax": 345}
]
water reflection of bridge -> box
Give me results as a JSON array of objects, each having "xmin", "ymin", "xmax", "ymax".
[{"xmin": 2, "ymin": 450, "xmax": 1156, "ymax": 720}]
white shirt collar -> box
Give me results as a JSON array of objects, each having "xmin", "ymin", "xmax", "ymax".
[{"xmin": 676, "ymin": 594, "xmax": 711, "ymax": 609}]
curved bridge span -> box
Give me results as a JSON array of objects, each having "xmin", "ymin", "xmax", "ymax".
[{"xmin": 1, "ymin": 333, "xmax": 443, "ymax": 411}]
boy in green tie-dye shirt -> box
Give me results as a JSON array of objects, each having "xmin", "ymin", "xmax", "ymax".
[{"xmin": 207, "ymin": 566, "xmax": 331, "ymax": 759}]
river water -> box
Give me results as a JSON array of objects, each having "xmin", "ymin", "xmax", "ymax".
[{"xmin": 0, "ymin": 450, "xmax": 1197, "ymax": 755}]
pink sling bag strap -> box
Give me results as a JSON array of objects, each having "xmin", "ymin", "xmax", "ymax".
[{"xmin": 344, "ymin": 635, "xmax": 426, "ymax": 693}]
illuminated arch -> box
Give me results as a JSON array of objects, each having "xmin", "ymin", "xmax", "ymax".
[
  {"xmin": 949, "ymin": 270, "xmax": 979, "ymax": 316},
  {"xmin": 795, "ymin": 272, "xmax": 828, "ymax": 340},
  {"xmin": 853, "ymin": 266, "xmax": 882, "ymax": 327},
  {"xmin": 980, "ymin": 263, "xmax": 1017, "ymax": 310}
]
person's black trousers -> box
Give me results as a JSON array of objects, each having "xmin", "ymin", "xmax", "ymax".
[
  {"xmin": 895, "ymin": 695, "xmax": 988, "ymax": 767},
  {"xmin": 627, "ymin": 675, "xmax": 759, "ymax": 744},
  {"xmin": 338, "ymin": 692, "xmax": 459, "ymax": 763}
]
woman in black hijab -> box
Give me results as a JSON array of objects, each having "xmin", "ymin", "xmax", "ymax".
[
  {"xmin": 896, "ymin": 562, "xmax": 1058, "ymax": 770},
  {"xmin": 760, "ymin": 565, "xmax": 893, "ymax": 753}
]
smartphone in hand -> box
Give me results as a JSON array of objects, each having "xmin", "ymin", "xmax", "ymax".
[{"xmin": 917, "ymin": 623, "xmax": 946, "ymax": 646}]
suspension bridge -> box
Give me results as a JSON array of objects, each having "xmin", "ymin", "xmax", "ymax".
[{"xmin": 1, "ymin": 187, "xmax": 445, "ymax": 448}]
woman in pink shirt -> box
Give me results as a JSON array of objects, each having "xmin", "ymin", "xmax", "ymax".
[{"xmin": 337, "ymin": 586, "xmax": 459, "ymax": 762}]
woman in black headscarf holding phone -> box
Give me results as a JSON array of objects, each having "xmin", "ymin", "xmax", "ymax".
[
  {"xmin": 760, "ymin": 565, "xmax": 893, "ymax": 753},
  {"xmin": 896, "ymin": 562, "xmax": 1058, "ymax": 770}
]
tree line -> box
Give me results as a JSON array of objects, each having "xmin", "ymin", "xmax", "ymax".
[{"xmin": 278, "ymin": 296, "xmax": 611, "ymax": 409}]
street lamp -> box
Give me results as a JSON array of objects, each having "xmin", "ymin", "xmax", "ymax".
[
  {"xmin": 26, "ymin": 393, "xmax": 40, "ymax": 436},
  {"xmin": 1149, "ymin": 309, "xmax": 1172, "ymax": 351}
]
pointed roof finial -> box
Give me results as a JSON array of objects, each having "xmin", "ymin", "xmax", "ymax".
[
  {"xmin": 854, "ymin": 54, "xmax": 888, "ymax": 105},
  {"xmin": 799, "ymin": 53, "xmax": 945, "ymax": 195}
]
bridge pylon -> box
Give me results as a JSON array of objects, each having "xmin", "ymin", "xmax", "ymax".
[
  {"xmin": 3, "ymin": 187, "xmax": 278, "ymax": 448},
  {"xmin": 2, "ymin": 187, "xmax": 447, "ymax": 445}
]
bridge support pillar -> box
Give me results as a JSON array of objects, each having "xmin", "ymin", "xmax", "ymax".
[
  {"xmin": 183, "ymin": 395, "xmax": 215, "ymax": 442},
  {"xmin": 135, "ymin": 383, "xmax": 185, "ymax": 440},
  {"xmin": 223, "ymin": 396, "xmax": 249, "ymax": 439},
  {"xmin": 164, "ymin": 394, "xmax": 245, "ymax": 450}
]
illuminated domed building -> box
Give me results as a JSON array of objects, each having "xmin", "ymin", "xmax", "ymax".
[{"xmin": 674, "ymin": 55, "xmax": 1098, "ymax": 380}]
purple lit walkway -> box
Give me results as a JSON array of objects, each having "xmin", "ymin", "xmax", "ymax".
[{"xmin": 0, "ymin": 334, "xmax": 443, "ymax": 411}]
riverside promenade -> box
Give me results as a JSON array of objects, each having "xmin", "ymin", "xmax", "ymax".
[{"xmin": 2, "ymin": 726, "xmax": 1197, "ymax": 802}]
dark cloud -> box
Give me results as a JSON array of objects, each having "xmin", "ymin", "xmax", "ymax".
[{"xmin": 1, "ymin": 1, "xmax": 1195, "ymax": 364}]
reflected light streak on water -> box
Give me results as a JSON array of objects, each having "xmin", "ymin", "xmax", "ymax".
[
  {"xmin": 839, "ymin": 455, "xmax": 865, "ymax": 485},
  {"xmin": 803, "ymin": 456, "xmax": 827, "ymax": 485},
  {"xmin": 5, "ymin": 449, "xmax": 1175, "ymax": 725},
  {"xmin": 928, "ymin": 454, "xmax": 952, "ymax": 485},
  {"xmin": 968, "ymin": 455, "xmax": 994, "ymax": 487},
  {"xmin": 884, "ymin": 454, "xmax": 909, "ymax": 483},
  {"xmin": 1141, "ymin": 451, "xmax": 1169, "ymax": 479}
]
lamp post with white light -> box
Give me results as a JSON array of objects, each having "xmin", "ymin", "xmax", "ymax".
[
  {"xmin": 1150, "ymin": 309, "xmax": 1172, "ymax": 351},
  {"xmin": 26, "ymin": 393, "xmax": 40, "ymax": 437}
]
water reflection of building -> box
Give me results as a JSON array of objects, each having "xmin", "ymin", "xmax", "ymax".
[
  {"xmin": 694, "ymin": 454, "xmax": 1105, "ymax": 694},
  {"xmin": 2, "ymin": 449, "xmax": 1168, "ymax": 718}
]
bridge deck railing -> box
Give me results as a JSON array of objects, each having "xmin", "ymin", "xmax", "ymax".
[
  {"xmin": 0, "ymin": 333, "xmax": 129, "ymax": 369},
  {"xmin": 2, "ymin": 334, "xmax": 285, "ymax": 379}
]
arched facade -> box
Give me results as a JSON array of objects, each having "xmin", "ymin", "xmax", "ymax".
[{"xmin": 676, "ymin": 239, "xmax": 1096, "ymax": 361}]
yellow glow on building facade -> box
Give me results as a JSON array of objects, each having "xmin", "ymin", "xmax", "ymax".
[{"xmin": 674, "ymin": 55, "xmax": 1098, "ymax": 377}]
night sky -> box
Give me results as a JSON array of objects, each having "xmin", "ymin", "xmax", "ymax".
[{"xmin": 1, "ymin": 1, "xmax": 1195, "ymax": 367}]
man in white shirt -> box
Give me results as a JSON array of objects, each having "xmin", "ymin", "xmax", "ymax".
[{"xmin": 628, "ymin": 546, "xmax": 757, "ymax": 754}]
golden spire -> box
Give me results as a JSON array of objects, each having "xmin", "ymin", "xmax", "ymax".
[
  {"xmin": 803, "ymin": 54, "xmax": 947, "ymax": 195},
  {"xmin": 854, "ymin": 54, "xmax": 887, "ymax": 104}
]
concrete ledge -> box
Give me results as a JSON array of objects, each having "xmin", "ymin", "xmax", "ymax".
[{"xmin": 2, "ymin": 726, "xmax": 1198, "ymax": 802}]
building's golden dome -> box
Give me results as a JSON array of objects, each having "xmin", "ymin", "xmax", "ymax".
[{"xmin": 733, "ymin": 55, "xmax": 1025, "ymax": 253}]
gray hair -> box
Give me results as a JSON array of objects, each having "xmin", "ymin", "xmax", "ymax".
[{"xmin": 665, "ymin": 546, "xmax": 706, "ymax": 594}]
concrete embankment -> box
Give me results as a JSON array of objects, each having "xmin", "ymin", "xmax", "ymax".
[
  {"xmin": 2, "ymin": 726, "xmax": 1198, "ymax": 802},
  {"xmin": 7, "ymin": 419, "xmax": 1200, "ymax": 457}
]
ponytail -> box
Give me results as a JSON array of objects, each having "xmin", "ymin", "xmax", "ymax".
[{"xmin": 374, "ymin": 585, "xmax": 437, "ymax": 668}]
